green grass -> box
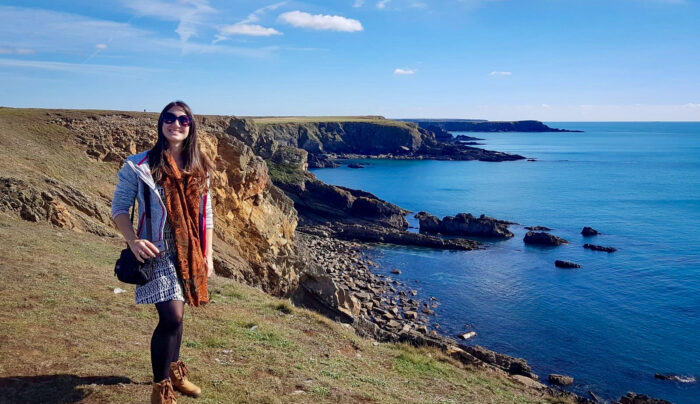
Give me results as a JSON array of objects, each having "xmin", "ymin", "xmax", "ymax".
[
  {"xmin": 0, "ymin": 214, "xmax": 573, "ymax": 404},
  {"xmin": 393, "ymin": 351, "xmax": 450, "ymax": 378},
  {"xmin": 249, "ymin": 115, "xmax": 414, "ymax": 129},
  {"xmin": 265, "ymin": 159, "xmax": 306, "ymax": 185}
]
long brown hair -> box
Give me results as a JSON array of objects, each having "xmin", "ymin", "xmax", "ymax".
[{"xmin": 148, "ymin": 100, "xmax": 213, "ymax": 195}]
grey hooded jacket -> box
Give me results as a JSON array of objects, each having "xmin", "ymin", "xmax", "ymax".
[{"xmin": 111, "ymin": 150, "xmax": 213, "ymax": 255}]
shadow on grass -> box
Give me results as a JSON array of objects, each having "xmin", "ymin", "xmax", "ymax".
[{"xmin": 0, "ymin": 374, "xmax": 137, "ymax": 403}]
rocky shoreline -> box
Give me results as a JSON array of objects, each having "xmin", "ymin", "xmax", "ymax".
[
  {"xmin": 292, "ymin": 230, "xmax": 596, "ymax": 403},
  {"xmin": 293, "ymin": 224, "xmax": 677, "ymax": 404}
]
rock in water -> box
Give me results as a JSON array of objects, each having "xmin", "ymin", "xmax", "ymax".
[
  {"xmin": 523, "ymin": 231, "xmax": 568, "ymax": 246},
  {"xmin": 525, "ymin": 226, "xmax": 551, "ymax": 231},
  {"xmin": 555, "ymin": 260, "xmax": 581, "ymax": 269},
  {"xmin": 581, "ymin": 226, "xmax": 599, "ymax": 236},
  {"xmin": 654, "ymin": 373, "xmax": 696, "ymax": 383},
  {"xmin": 548, "ymin": 374, "xmax": 574, "ymax": 386},
  {"xmin": 347, "ymin": 163, "xmax": 364, "ymax": 169},
  {"xmin": 460, "ymin": 331, "xmax": 477, "ymax": 340},
  {"xmin": 584, "ymin": 243, "xmax": 617, "ymax": 253},
  {"xmin": 415, "ymin": 211, "xmax": 514, "ymax": 238}
]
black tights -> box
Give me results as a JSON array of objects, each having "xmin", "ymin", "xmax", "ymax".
[{"xmin": 151, "ymin": 300, "xmax": 184, "ymax": 382}]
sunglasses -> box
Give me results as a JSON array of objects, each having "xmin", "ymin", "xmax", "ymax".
[{"xmin": 162, "ymin": 112, "xmax": 191, "ymax": 126}]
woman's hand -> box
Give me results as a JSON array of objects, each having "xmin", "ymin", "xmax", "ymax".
[
  {"xmin": 206, "ymin": 256, "xmax": 214, "ymax": 277},
  {"xmin": 128, "ymin": 239, "xmax": 160, "ymax": 263}
]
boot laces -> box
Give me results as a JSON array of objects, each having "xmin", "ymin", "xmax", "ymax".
[
  {"xmin": 157, "ymin": 380, "xmax": 177, "ymax": 401},
  {"xmin": 176, "ymin": 361, "xmax": 189, "ymax": 378}
]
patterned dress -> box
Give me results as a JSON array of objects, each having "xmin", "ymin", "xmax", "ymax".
[{"xmin": 134, "ymin": 185, "xmax": 185, "ymax": 304}]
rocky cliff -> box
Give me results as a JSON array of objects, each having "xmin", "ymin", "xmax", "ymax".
[
  {"xmin": 0, "ymin": 109, "xmax": 300, "ymax": 297},
  {"xmin": 236, "ymin": 118, "xmax": 525, "ymax": 166}
]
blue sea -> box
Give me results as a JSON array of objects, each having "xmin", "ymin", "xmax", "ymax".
[{"xmin": 311, "ymin": 123, "xmax": 700, "ymax": 403}]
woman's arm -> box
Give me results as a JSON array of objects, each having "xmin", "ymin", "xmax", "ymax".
[
  {"xmin": 205, "ymin": 176, "xmax": 214, "ymax": 276},
  {"xmin": 112, "ymin": 160, "xmax": 159, "ymax": 262},
  {"xmin": 114, "ymin": 213, "xmax": 160, "ymax": 263},
  {"xmin": 205, "ymin": 227, "xmax": 214, "ymax": 277}
]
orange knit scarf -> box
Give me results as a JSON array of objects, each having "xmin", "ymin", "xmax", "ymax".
[{"xmin": 162, "ymin": 152, "xmax": 208, "ymax": 306}]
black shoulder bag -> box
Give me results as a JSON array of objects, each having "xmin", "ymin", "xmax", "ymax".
[{"xmin": 114, "ymin": 185, "xmax": 155, "ymax": 285}]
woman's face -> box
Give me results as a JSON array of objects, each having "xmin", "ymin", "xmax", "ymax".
[{"xmin": 161, "ymin": 106, "xmax": 191, "ymax": 147}]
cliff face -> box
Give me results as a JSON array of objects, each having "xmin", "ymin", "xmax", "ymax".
[
  {"xmin": 258, "ymin": 121, "xmax": 425, "ymax": 155},
  {"xmin": 0, "ymin": 109, "xmax": 300, "ymax": 297},
  {"xmin": 211, "ymin": 117, "xmax": 410, "ymax": 228},
  {"xmin": 217, "ymin": 118, "xmax": 429, "ymax": 163},
  {"xmin": 225, "ymin": 118, "xmax": 524, "ymax": 166}
]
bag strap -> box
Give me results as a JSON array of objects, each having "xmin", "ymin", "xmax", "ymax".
[
  {"xmin": 128, "ymin": 181, "xmax": 152, "ymax": 240},
  {"xmin": 144, "ymin": 185, "xmax": 152, "ymax": 240}
]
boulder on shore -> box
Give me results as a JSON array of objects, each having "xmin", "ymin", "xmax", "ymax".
[
  {"xmin": 615, "ymin": 392, "xmax": 672, "ymax": 404},
  {"xmin": 523, "ymin": 232, "xmax": 568, "ymax": 246},
  {"xmin": 581, "ymin": 226, "xmax": 599, "ymax": 236},
  {"xmin": 555, "ymin": 260, "xmax": 581, "ymax": 269},
  {"xmin": 584, "ymin": 243, "xmax": 617, "ymax": 253},
  {"xmin": 548, "ymin": 374, "xmax": 574, "ymax": 386},
  {"xmin": 462, "ymin": 345, "xmax": 537, "ymax": 379}
]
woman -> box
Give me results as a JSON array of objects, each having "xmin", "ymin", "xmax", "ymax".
[{"xmin": 111, "ymin": 101, "xmax": 214, "ymax": 404}]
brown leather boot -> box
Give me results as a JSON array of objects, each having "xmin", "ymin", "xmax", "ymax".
[
  {"xmin": 151, "ymin": 378, "xmax": 177, "ymax": 404},
  {"xmin": 170, "ymin": 360, "xmax": 201, "ymax": 397}
]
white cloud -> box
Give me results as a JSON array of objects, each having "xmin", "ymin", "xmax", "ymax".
[
  {"xmin": 278, "ymin": 11, "xmax": 363, "ymax": 32},
  {"xmin": 394, "ymin": 68, "xmax": 416, "ymax": 75},
  {"xmin": 0, "ymin": 6, "xmax": 151, "ymax": 53},
  {"xmin": 121, "ymin": 0, "xmax": 215, "ymax": 43},
  {"xmin": 489, "ymin": 71, "xmax": 511, "ymax": 76},
  {"xmin": 215, "ymin": 3, "xmax": 286, "ymax": 41},
  {"xmin": 353, "ymin": 0, "xmax": 366, "ymax": 7},
  {"xmin": 0, "ymin": 6, "xmax": 281, "ymax": 64},
  {"xmin": 240, "ymin": 2, "xmax": 288, "ymax": 24},
  {"xmin": 377, "ymin": 0, "xmax": 392, "ymax": 9},
  {"xmin": 219, "ymin": 24, "xmax": 281, "ymax": 37},
  {"xmin": 0, "ymin": 58, "xmax": 163, "ymax": 75},
  {"xmin": 0, "ymin": 48, "xmax": 35, "ymax": 55},
  {"xmin": 96, "ymin": 43, "xmax": 108, "ymax": 50}
]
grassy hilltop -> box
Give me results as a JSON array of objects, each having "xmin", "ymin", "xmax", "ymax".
[
  {"xmin": 248, "ymin": 116, "xmax": 414, "ymax": 129},
  {"xmin": 0, "ymin": 108, "xmax": 574, "ymax": 403}
]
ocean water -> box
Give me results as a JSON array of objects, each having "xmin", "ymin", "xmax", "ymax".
[{"xmin": 311, "ymin": 123, "xmax": 700, "ymax": 403}]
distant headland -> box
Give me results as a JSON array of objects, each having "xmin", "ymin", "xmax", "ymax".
[{"xmin": 398, "ymin": 118, "xmax": 582, "ymax": 133}]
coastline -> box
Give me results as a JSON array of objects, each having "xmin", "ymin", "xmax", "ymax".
[
  {"xmin": 306, "ymin": 125, "xmax": 699, "ymax": 404},
  {"xmin": 294, "ymin": 227, "xmax": 592, "ymax": 403}
]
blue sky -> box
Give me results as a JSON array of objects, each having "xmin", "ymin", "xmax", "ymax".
[{"xmin": 1, "ymin": 0, "xmax": 699, "ymax": 120}]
